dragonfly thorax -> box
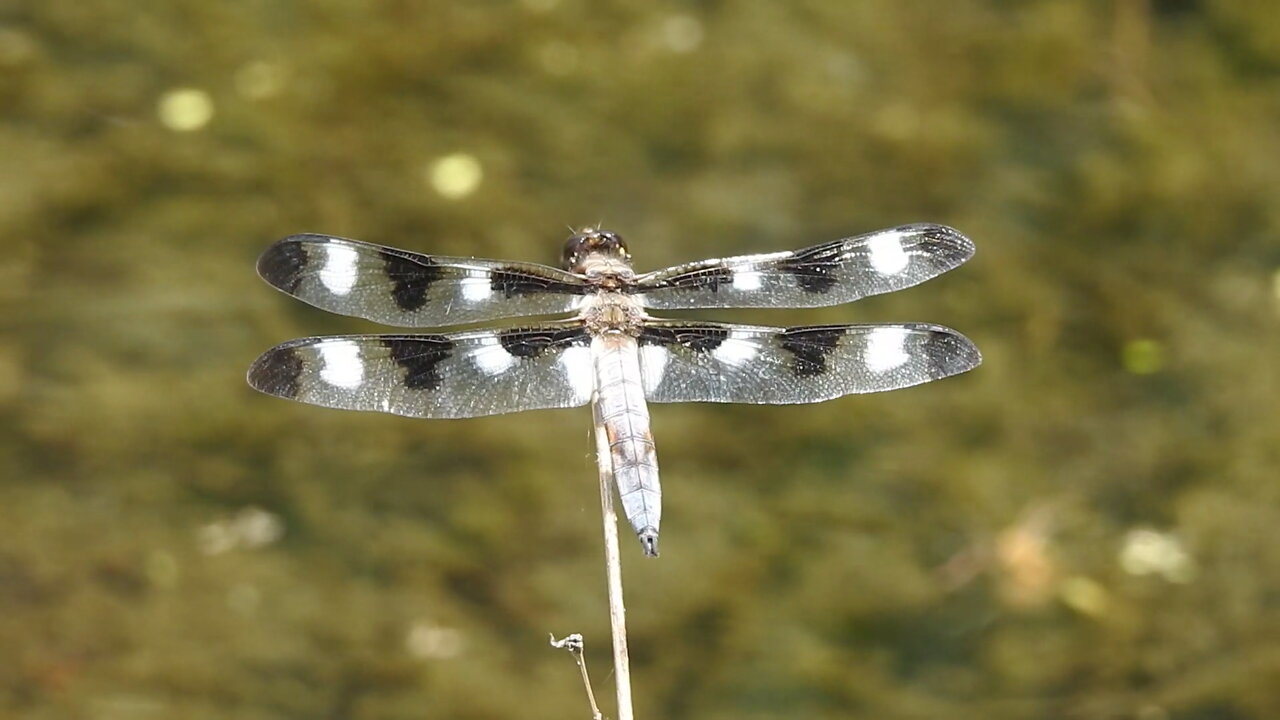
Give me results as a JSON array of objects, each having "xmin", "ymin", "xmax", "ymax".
[{"xmin": 580, "ymin": 290, "xmax": 646, "ymax": 335}]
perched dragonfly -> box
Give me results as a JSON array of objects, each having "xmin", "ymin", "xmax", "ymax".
[{"xmin": 247, "ymin": 225, "xmax": 981, "ymax": 557}]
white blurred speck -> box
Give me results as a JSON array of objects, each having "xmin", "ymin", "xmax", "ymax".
[
  {"xmin": 537, "ymin": 41, "xmax": 579, "ymax": 75},
  {"xmin": 1119, "ymin": 528, "xmax": 1195, "ymax": 583},
  {"xmin": 661, "ymin": 14, "xmax": 704, "ymax": 53},
  {"xmin": 235, "ymin": 61, "xmax": 286, "ymax": 99},
  {"xmin": 157, "ymin": 88, "xmax": 214, "ymax": 131},
  {"xmin": 196, "ymin": 506, "xmax": 284, "ymax": 554},
  {"xmin": 196, "ymin": 521, "xmax": 237, "ymax": 555},
  {"xmin": 406, "ymin": 621, "xmax": 464, "ymax": 659},
  {"xmin": 427, "ymin": 153, "xmax": 483, "ymax": 200},
  {"xmin": 233, "ymin": 506, "xmax": 285, "ymax": 548}
]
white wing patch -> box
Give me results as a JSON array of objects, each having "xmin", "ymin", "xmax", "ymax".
[
  {"xmin": 472, "ymin": 337, "xmax": 517, "ymax": 376},
  {"xmin": 639, "ymin": 343, "xmax": 670, "ymax": 392},
  {"xmin": 865, "ymin": 327, "xmax": 911, "ymax": 372},
  {"xmin": 459, "ymin": 276, "xmax": 493, "ymax": 303},
  {"xmin": 318, "ymin": 339, "xmax": 364, "ymax": 388},
  {"xmin": 732, "ymin": 270, "xmax": 764, "ymax": 291},
  {"xmin": 866, "ymin": 231, "xmax": 910, "ymax": 275},
  {"xmin": 560, "ymin": 344, "xmax": 595, "ymax": 404},
  {"xmin": 319, "ymin": 242, "xmax": 359, "ymax": 295},
  {"xmin": 712, "ymin": 331, "xmax": 760, "ymax": 366}
]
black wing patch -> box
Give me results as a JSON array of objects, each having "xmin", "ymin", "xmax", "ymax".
[
  {"xmin": 383, "ymin": 336, "xmax": 454, "ymax": 390},
  {"xmin": 638, "ymin": 324, "xmax": 730, "ymax": 353},
  {"xmin": 381, "ymin": 250, "xmax": 443, "ymax": 312},
  {"xmin": 777, "ymin": 326, "xmax": 844, "ymax": 377}
]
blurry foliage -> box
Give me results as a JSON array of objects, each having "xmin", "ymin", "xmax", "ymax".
[{"xmin": 2, "ymin": 0, "xmax": 1280, "ymax": 718}]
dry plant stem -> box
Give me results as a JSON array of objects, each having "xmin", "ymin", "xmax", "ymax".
[
  {"xmin": 575, "ymin": 650, "xmax": 603, "ymax": 720},
  {"xmin": 594, "ymin": 405, "xmax": 636, "ymax": 720}
]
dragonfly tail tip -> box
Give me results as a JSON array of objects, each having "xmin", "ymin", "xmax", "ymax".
[{"xmin": 639, "ymin": 527, "xmax": 660, "ymax": 557}]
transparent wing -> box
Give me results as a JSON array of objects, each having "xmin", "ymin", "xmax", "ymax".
[
  {"xmin": 257, "ymin": 234, "xmax": 591, "ymax": 327},
  {"xmin": 636, "ymin": 321, "xmax": 980, "ymax": 404},
  {"xmin": 634, "ymin": 224, "xmax": 974, "ymax": 310},
  {"xmin": 247, "ymin": 323, "xmax": 594, "ymax": 418}
]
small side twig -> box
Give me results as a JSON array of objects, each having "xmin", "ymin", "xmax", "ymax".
[{"xmin": 550, "ymin": 633, "xmax": 602, "ymax": 720}]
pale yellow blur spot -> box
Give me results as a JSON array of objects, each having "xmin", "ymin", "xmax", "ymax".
[
  {"xmin": 873, "ymin": 102, "xmax": 920, "ymax": 141},
  {"xmin": 995, "ymin": 510, "xmax": 1057, "ymax": 608},
  {"xmin": 406, "ymin": 620, "xmax": 465, "ymax": 660},
  {"xmin": 427, "ymin": 153, "xmax": 483, "ymax": 200},
  {"xmin": 1059, "ymin": 576, "xmax": 1110, "ymax": 617},
  {"xmin": 661, "ymin": 14, "xmax": 704, "ymax": 53},
  {"xmin": 1122, "ymin": 338, "xmax": 1163, "ymax": 375},
  {"xmin": 1119, "ymin": 527, "xmax": 1196, "ymax": 583},
  {"xmin": 157, "ymin": 87, "xmax": 214, "ymax": 131},
  {"xmin": 235, "ymin": 61, "xmax": 286, "ymax": 99}
]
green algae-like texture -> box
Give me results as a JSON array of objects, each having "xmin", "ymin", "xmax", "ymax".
[{"xmin": 3, "ymin": 2, "xmax": 1280, "ymax": 718}]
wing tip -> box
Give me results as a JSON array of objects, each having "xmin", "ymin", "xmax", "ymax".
[
  {"xmin": 902, "ymin": 223, "xmax": 976, "ymax": 265},
  {"xmin": 926, "ymin": 326, "xmax": 982, "ymax": 378},
  {"xmin": 247, "ymin": 343, "xmax": 306, "ymax": 399},
  {"xmin": 257, "ymin": 233, "xmax": 364, "ymax": 292},
  {"xmin": 256, "ymin": 237, "xmax": 311, "ymax": 293}
]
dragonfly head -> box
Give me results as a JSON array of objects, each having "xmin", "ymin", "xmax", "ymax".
[{"xmin": 562, "ymin": 227, "xmax": 629, "ymax": 272}]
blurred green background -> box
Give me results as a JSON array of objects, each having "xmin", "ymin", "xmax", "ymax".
[{"xmin": 3, "ymin": 1, "xmax": 1279, "ymax": 718}]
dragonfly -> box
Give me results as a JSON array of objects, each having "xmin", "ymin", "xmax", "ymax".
[{"xmin": 247, "ymin": 224, "xmax": 981, "ymax": 557}]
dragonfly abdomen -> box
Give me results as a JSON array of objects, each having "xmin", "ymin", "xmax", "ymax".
[{"xmin": 591, "ymin": 333, "xmax": 662, "ymax": 557}]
